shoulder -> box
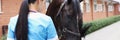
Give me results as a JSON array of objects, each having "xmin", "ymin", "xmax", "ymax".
[
  {"xmin": 10, "ymin": 15, "xmax": 18, "ymax": 25},
  {"xmin": 10, "ymin": 15, "xmax": 18, "ymax": 21},
  {"xmin": 8, "ymin": 15, "xmax": 18, "ymax": 31},
  {"xmin": 29, "ymin": 12, "xmax": 51, "ymax": 20},
  {"xmin": 28, "ymin": 12, "xmax": 53, "ymax": 27}
]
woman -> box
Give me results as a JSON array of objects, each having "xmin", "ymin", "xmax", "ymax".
[{"xmin": 7, "ymin": 0, "xmax": 58, "ymax": 40}]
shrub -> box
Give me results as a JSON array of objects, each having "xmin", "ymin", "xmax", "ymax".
[
  {"xmin": 1, "ymin": 35, "xmax": 7, "ymax": 40},
  {"xmin": 83, "ymin": 15, "xmax": 120, "ymax": 35}
]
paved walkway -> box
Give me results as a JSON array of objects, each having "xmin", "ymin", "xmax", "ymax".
[{"xmin": 84, "ymin": 21, "xmax": 120, "ymax": 40}]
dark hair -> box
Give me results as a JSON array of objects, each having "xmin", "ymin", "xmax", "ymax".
[{"xmin": 15, "ymin": 0, "xmax": 36, "ymax": 40}]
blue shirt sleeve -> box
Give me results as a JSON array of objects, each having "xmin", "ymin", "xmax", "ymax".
[
  {"xmin": 46, "ymin": 18, "xmax": 58, "ymax": 40},
  {"xmin": 7, "ymin": 18, "xmax": 15, "ymax": 39}
]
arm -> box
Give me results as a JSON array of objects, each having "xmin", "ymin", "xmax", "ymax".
[
  {"xmin": 46, "ymin": 18, "xmax": 59, "ymax": 40},
  {"xmin": 7, "ymin": 18, "xmax": 15, "ymax": 40}
]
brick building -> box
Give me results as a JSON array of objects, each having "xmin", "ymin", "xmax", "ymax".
[
  {"xmin": 82, "ymin": 0, "xmax": 120, "ymax": 22},
  {"xmin": 0, "ymin": 0, "xmax": 120, "ymax": 38},
  {"xmin": 0, "ymin": 0, "xmax": 22, "ymax": 37}
]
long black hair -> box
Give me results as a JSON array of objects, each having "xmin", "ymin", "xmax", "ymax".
[{"xmin": 15, "ymin": 0, "xmax": 36, "ymax": 40}]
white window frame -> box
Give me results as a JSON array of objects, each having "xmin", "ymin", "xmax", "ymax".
[
  {"xmin": 94, "ymin": 0, "xmax": 98, "ymax": 12},
  {"xmin": 102, "ymin": 2, "xmax": 105, "ymax": 12},
  {"xmin": 97, "ymin": 4, "xmax": 103, "ymax": 12},
  {"xmin": 102, "ymin": 0, "xmax": 106, "ymax": 12},
  {"xmin": 85, "ymin": 0, "xmax": 90, "ymax": 12},
  {"xmin": 108, "ymin": 4, "xmax": 114, "ymax": 12}
]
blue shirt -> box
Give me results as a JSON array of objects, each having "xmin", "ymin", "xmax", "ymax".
[{"xmin": 7, "ymin": 12, "xmax": 58, "ymax": 40}]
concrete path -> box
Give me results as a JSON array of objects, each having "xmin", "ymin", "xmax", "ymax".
[{"xmin": 84, "ymin": 21, "xmax": 120, "ymax": 40}]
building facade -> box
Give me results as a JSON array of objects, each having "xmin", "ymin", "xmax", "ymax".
[
  {"xmin": 0, "ymin": 0, "xmax": 22, "ymax": 37},
  {"xmin": 82, "ymin": 0, "xmax": 120, "ymax": 22},
  {"xmin": 0, "ymin": 0, "xmax": 46, "ymax": 37}
]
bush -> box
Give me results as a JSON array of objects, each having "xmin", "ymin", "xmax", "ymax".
[
  {"xmin": 83, "ymin": 15, "xmax": 120, "ymax": 35},
  {"xmin": 1, "ymin": 35, "xmax": 7, "ymax": 40}
]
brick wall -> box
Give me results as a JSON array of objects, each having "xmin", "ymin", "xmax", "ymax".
[
  {"xmin": 83, "ymin": 13, "xmax": 93, "ymax": 22},
  {"xmin": 92, "ymin": 0, "xmax": 107, "ymax": 20},
  {"xmin": 93, "ymin": 12, "xmax": 107, "ymax": 20},
  {"xmin": 114, "ymin": 4, "xmax": 120, "ymax": 15},
  {"xmin": 83, "ymin": 0, "xmax": 120, "ymax": 22},
  {"xmin": 0, "ymin": 0, "xmax": 22, "ymax": 37},
  {"xmin": 0, "ymin": 0, "xmax": 46, "ymax": 37}
]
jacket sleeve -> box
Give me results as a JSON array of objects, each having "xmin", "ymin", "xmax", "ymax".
[
  {"xmin": 7, "ymin": 17, "xmax": 15, "ymax": 40},
  {"xmin": 46, "ymin": 17, "xmax": 58, "ymax": 40}
]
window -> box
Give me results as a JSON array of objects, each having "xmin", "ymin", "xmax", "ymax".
[
  {"xmin": 97, "ymin": 4, "xmax": 103, "ymax": 12},
  {"xmin": 93, "ymin": 0, "xmax": 104, "ymax": 12},
  {"xmin": 85, "ymin": 0, "xmax": 90, "ymax": 12},
  {"xmin": 80, "ymin": 1, "xmax": 83, "ymax": 13},
  {"xmin": 0, "ymin": 0, "xmax": 2, "ymax": 13},
  {"xmin": 102, "ymin": 0, "xmax": 105, "ymax": 12},
  {"xmin": 94, "ymin": 4, "xmax": 97, "ymax": 12},
  {"xmin": 102, "ymin": 2, "xmax": 105, "ymax": 12},
  {"xmin": 94, "ymin": 0, "xmax": 98, "ymax": 12},
  {"xmin": 108, "ymin": 5, "xmax": 114, "ymax": 12}
]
